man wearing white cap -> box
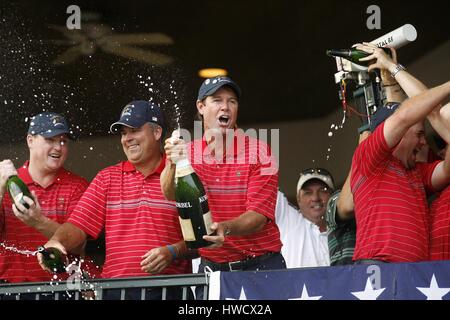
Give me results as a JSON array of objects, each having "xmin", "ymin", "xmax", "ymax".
[{"xmin": 276, "ymin": 168, "xmax": 334, "ymax": 268}]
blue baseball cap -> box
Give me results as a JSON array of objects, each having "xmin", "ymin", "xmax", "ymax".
[
  {"xmin": 370, "ymin": 102, "xmax": 400, "ymax": 132},
  {"xmin": 197, "ymin": 76, "xmax": 241, "ymax": 101},
  {"xmin": 110, "ymin": 100, "xmax": 166, "ymax": 134},
  {"xmin": 28, "ymin": 112, "xmax": 73, "ymax": 139}
]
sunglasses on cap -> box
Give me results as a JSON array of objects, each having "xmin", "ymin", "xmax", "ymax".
[{"xmin": 300, "ymin": 168, "xmax": 333, "ymax": 177}]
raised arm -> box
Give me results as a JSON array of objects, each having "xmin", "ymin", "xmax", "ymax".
[
  {"xmin": 160, "ymin": 160, "xmax": 176, "ymax": 201},
  {"xmin": 0, "ymin": 160, "xmax": 18, "ymax": 206},
  {"xmin": 336, "ymin": 131, "xmax": 371, "ymax": 220},
  {"xmin": 357, "ymin": 42, "xmax": 450, "ymax": 143},
  {"xmin": 160, "ymin": 135, "xmax": 188, "ymax": 201},
  {"xmin": 384, "ymin": 81, "xmax": 450, "ymax": 148},
  {"xmin": 203, "ymin": 211, "xmax": 268, "ymax": 248},
  {"xmin": 37, "ymin": 221, "xmax": 87, "ymax": 271}
]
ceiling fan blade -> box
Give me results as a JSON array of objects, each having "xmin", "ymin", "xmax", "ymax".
[
  {"xmin": 52, "ymin": 46, "xmax": 83, "ymax": 65},
  {"xmin": 47, "ymin": 24, "xmax": 69, "ymax": 34},
  {"xmin": 83, "ymin": 23, "xmax": 112, "ymax": 39},
  {"xmin": 47, "ymin": 24, "xmax": 87, "ymax": 43},
  {"xmin": 101, "ymin": 44, "xmax": 173, "ymax": 65},
  {"xmin": 103, "ymin": 33, "xmax": 174, "ymax": 45},
  {"xmin": 46, "ymin": 39, "xmax": 77, "ymax": 46}
]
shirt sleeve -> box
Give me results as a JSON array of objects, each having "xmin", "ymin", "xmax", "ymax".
[
  {"xmin": 416, "ymin": 160, "xmax": 441, "ymax": 195},
  {"xmin": 68, "ymin": 171, "xmax": 109, "ymax": 239},
  {"xmin": 275, "ymin": 191, "xmax": 291, "ymax": 232},
  {"xmin": 352, "ymin": 122, "xmax": 395, "ymax": 178},
  {"xmin": 66, "ymin": 177, "xmax": 89, "ymax": 217}
]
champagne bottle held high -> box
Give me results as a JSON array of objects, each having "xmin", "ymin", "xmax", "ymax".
[
  {"xmin": 6, "ymin": 175, "xmax": 33, "ymax": 210},
  {"xmin": 326, "ymin": 47, "xmax": 391, "ymax": 67}
]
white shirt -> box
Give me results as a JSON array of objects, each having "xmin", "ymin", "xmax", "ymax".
[{"xmin": 275, "ymin": 191, "xmax": 330, "ymax": 268}]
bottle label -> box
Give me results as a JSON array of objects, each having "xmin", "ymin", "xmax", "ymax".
[
  {"xmin": 176, "ymin": 201, "xmax": 193, "ymax": 208},
  {"xmin": 175, "ymin": 165, "xmax": 194, "ymax": 178},
  {"xmin": 13, "ymin": 192, "xmax": 24, "ymax": 205},
  {"xmin": 203, "ymin": 211, "xmax": 214, "ymax": 236},
  {"xmin": 178, "ymin": 217, "xmax": 196, "ymax": 241}
]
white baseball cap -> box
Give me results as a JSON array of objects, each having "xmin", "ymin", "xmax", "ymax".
[{"xmin": 297, "ymin": 168, "xmax": 335, "ymax": 193}]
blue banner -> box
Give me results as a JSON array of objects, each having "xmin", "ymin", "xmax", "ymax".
[{"xmin": 209, "ymin": 261, "xmax": 450, "ymax": 300}]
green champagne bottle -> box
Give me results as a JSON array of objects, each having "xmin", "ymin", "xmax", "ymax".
[
  {"xmin": 6, "ymin": 175, "xmax": 33, "ymax": 209},
  {"xmin": 37, "ymin": 246, "xmax": 67, "ymax": 273},
  {"xmin": 175, "ymin": 158, "xmax": 214, "ymax": 249},
  {"xmin": 326, "ymin": 47, "xmax": 391, "ymax": 67}
]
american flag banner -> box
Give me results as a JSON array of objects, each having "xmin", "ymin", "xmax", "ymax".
[{"xmin": 208, "ymin": 261, "xmax": 450, "ymax": 300}]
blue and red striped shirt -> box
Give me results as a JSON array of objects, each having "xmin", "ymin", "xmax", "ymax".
[
  {"xmin": 187, "ymin": 131, "xmax": 282, "ymax": 263},
  {"xmin": 0, "ymin": 161, "xmax": 89, "ymax": 283},
  {"xmin": 430, "ymin": 186, "xmax": 450, "ymax": 260},
  {"xmin": 351, "ymin": 123, "xmax": 439, "ymax": 262},
  {"xmin": 68, "ymin": 157, "xmax": 191, "ymax": 278}
]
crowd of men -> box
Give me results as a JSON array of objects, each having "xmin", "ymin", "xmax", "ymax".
[{"xmin": 1, "ymin": 43, "xmax": 449, "ymax": 300}]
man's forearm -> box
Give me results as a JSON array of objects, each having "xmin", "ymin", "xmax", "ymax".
[
  {"xmin": 392, "ymin": 67, "xmax": 428, "ymax": 98},
  {"xmin": 393, "ymin": 81, "xmax": 450, "ymax": 131},
  {"xmin": 221, "ymin": 211, "xmax": 268, "ymax": 236},
  {"xmin": 336, "ymin": 131, "xmax": 369, "ymax": 220},
  {"xmin": 336, "ymin": 172, "xmax": 354, "ymax": 221},
  {"xmin": 35, "ymin": 217, "xmax": 62, "ymax": 240},
  {"xmin": 384, "ymin": 84, "xmax": 407, "ymax": 103},
  {"xmin": 441, "ymin": 141, "xmax": 450, "ymax": 180},
  {"xmin": 391, "ymin": 68, "xmax": 450, "ymax": 142},
  {"xmin": 173, "ymin": 240, "xmax": 199, "ymax": 260},
  {"xmin": 50, "ymin": 222, "xmax": 87, "ymax": 254}
]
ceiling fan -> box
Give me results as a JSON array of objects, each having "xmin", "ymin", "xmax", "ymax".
[{"xmin": 48, "ymin": 22, "xmax": 174, "ymax": 66}]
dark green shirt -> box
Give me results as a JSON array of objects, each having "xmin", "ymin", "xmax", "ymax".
[{"xmin": 326, "ymin": 191, "xmax": 356, "ymax": 266}]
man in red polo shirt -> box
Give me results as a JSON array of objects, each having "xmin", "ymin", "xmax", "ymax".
[
  {"xmin": 356, "ymin": 43, "xmax": 450, "ymax": 263},
  {"xmin": 0, "ymin": 112, "xmax": 91, "ymax": 286},
  {"xmin": 39, "ymin": 101, "xmax": 193, "ymax": 300},
  {"xmin": 350, "ymin": 54, "xmax": 450, "ymax": 266},
  {"xmin": 161, "ymin": 76, "xmax": 284, "ymax": 281}
]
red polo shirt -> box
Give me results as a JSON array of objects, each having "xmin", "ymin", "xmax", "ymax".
[
  {"xmin": 0, "ymin": 161, "xmax": 89, "ymax": 283},
  {"xmin": 351, "ymin": 123, "xmax": 439, "ymax": 262},
  {"xmin": 430, "ymin": 186, "xmax": 450, "ymax": 260},
  {"xmin": 186, "ymin": 131, "xmax": 282, "ymax": 263},
  {"xmin": 68, "ymin": 156, "xmax": 191, "ymax": 278}
]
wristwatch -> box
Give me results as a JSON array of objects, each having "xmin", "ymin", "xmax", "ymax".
[{"xmin": 390, "ymin": 64, "xmax": 406, "ymax": 78}]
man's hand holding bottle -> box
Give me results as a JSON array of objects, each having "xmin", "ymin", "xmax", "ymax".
[
  {"xmin": 11, "ymin": 190, "xmax": 47, "ymax": 228},
  {"xmin": 202, "ymin": 222, "xmax": 229, "ymax": 248},
  {"xmin": 354, "ymin": 42, "xmax": 398, "ymax": 76},
  {"xmin": 164, "ymin": 130, "xmax": 188, "ymax": 165},
  {"xmin": 0, "ymin": 160, "xmax": 18, "ymax": 192},
  {"xmin": 37, "ymin": 240, "xmax": 68, "ymax": 273}
]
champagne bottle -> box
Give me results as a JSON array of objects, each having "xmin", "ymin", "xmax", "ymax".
[
  {"xmin": 6, "ymin": 175, "xmax": 33, "ymax": 209},
  {"xmin": 37, "ymin": 246, "xmax": 67, "ymax": 273},
  {"xmin": 326, "ymin": 47, "xmax": 391, "ymax": 67},
  {"xmin": 175, "ymin": 158, "xmax": 214, "ymax": 249}
]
